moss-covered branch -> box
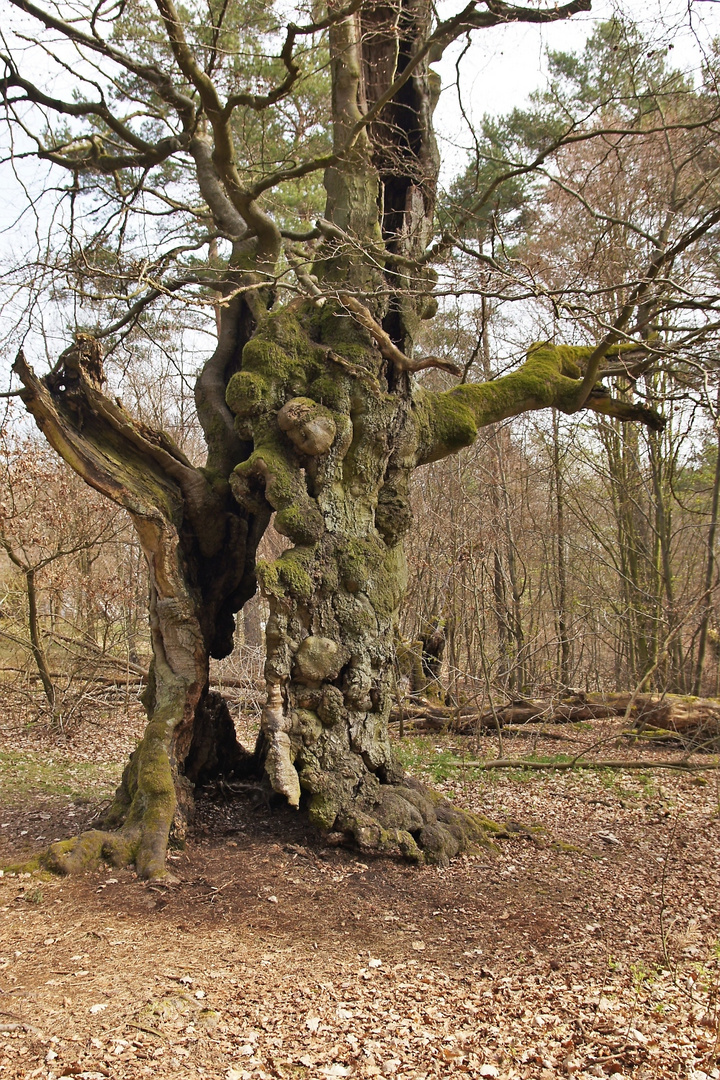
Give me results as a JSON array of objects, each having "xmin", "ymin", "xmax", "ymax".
[{"xmin": 414, "ymin": 342, "xmax": 664, "ymax": 466}]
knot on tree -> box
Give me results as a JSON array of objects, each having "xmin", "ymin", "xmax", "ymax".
[{"xmin": 277, "ymin": 397, "xmax": 337, "ymax": 455}]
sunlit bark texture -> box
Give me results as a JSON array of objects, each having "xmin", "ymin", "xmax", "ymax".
[{"xmin": 6, "ymin": 0, "xmax": 670, "ymax": 875}]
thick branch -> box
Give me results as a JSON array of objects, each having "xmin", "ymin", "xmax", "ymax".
[
  {"xmin": 1, "ymin": 58, "xmax": 161, "ymax": 156},
  {"xmin": 153, "ymin": 0, "xmax": 280, "ymax": 262},
  {"xmin": 249, "ymin": 0, "xmax": 591, "ymax": 200},
  {"xmin": 13, "ymin": 341, "xmax": 213, "ymax": 526},
  {"xmin": 414, "ymin": 342, "xmax": 664, "ymax": 466},
  {"xmin": 38, "ymin": 133, "xmax": 189, "ymax": 174}
]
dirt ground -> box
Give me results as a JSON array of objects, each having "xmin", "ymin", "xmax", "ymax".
[{"xmin": 1, "ymin": 703, "xmax": 719, "ymax": 1080}]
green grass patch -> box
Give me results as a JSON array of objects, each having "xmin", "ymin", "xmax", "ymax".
[
  {"xmin": 630, "ymin": 959, "xmax": 661, "ymax": 989},
  {"xmin": 597, "ymin": 769, "xmax": 656, "ymax": 801},
  {"xmin": 394, "ymin": 739, "xmax": 465, "ymax": 782},
  {"xmin": 0, "ymin": 750, "xmax": 119, "ymax": 803}
]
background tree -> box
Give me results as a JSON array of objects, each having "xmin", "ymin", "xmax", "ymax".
[
  {"xmin": 399, "ymin": 16, "xmax": 720, "ymax": 700},
  {"xmin": 2, "ymin": 0, "xmax": 719, "ymax": 878},
  {"xmin": 0, "ymin": 420, "xmax": 139, "ymax": 722}
]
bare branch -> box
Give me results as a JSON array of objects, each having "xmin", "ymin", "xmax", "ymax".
[{"xmin": 338, "ymin": 293, "xmax": 462, "ymax": 376}]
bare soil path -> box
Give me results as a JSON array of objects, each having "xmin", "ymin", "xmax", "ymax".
[{"xmin": 1, "ymin": 708, "xmax": 719, "ymax": 1080}]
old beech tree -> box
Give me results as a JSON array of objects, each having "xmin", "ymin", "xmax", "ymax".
[{"xmin": 3, "ymin": 0, "xmax": 675, "ymax": 877}]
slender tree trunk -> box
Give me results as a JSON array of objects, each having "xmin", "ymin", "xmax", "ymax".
[
  {"xmin": 0, "ymin": 536, "xmax": 57, "ymax": 716},
  {"xmin": 552, "ymin": 412, "xmax": 570, "ymax": 687},
  {"xmin": 25, "ymin": 568, "xmax": 56, "ymax": 715},
  {"xmin": 694, "ymin": 411, "xmax": 720, "ymax": 694},
  {"xmin": 645, "ymin": 380, "xmax": 686, "ymax": 690},
  {"xmin": 479, "ymin": 329, "xmax": 524, "ymax": 691},
  {"xmin": 243, "ymin": 595, "xmax": 264, "ymax": 650}
]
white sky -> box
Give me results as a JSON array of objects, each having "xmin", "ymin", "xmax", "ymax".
[{"xmin": 433, "ymin": 0, "xmax": 720, "ymax": 180}]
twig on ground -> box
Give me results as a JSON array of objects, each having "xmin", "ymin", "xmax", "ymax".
[{"xmin": 446, "ymin": 757, "xmax": 720, "ymax": 772}]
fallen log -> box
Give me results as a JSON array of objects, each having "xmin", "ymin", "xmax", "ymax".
[
  {"xmin": 389, "ymin": 696, "xmax": 622, "ymax": 732},
  {"xmin": 389, "ymin": 691, "xmax": 720, "ymax": 746}
]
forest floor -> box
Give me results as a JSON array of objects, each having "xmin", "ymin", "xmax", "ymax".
[{"xmin": 0, "ymin": 696, "xmax": 719, "ymax": 1080}]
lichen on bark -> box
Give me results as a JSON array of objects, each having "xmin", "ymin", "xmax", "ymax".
[{"xmin": 223, "ymin": 300, "xmax": 504, "ymax": 863}]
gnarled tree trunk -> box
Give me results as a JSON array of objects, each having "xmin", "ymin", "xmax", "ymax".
[
  {"xmin": 227, "ymin": 297, "xmax": 500, "ymax": 862},
  {"xmin": 12, "ymin": 0, "xmax": 662, "ymax": 876},
  {"xmin": 15, "ymin": 328, "xmax": 267, "ymax": 878}
]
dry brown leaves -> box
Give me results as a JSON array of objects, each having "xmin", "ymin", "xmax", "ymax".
[{"xmin": 0, "ymin": 712, "xmax": 719, "ymax": 1080}]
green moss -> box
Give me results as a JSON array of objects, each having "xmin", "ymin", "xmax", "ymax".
[
  {"xmin": 553, "ymin": 838, "xmax": 582, "ymax": 853},
  {"xmin": 318, "ymin": 302, "xmax": 369, "ymax": 349},
  {"xmin": 37, "ymin": 829, "xmax": 135, "ymax": 876},
  {"xmin": 275, "ymin": 503, "xmax": 324, "ymax": 544},
  {"xmin": 242, "ymin": 338, "xmax": 292, "ymax": 377},
  {"xmin": 257, "ymin": 547, "xmax": 314, "ymax": 602},
  {"xmin": 233, "ymin": 444, "xmax": 297, "ymax": 508},
  {"xmin": 413, "ymin": 390, "xmax": 477, "ymax": 465},
  {"xmin": 307, "ymin": 790, "xmax": 340, "ymax": 831},
  {"xmin": 234, "ymin": 420, "xmax": 327, "ymax": 542},
  {"xmin": 337, "ymin": 536, "xmax": 379, "ymax": 591},
  {"xmin": 308, "ymin": 374, "xmax": 351, "ymax": 412},
  {"xmin": 315, "ymin": 303, "xmax": 385, "ymax": 385},
  {"xmin": 333, "ymin": 343, "xmax": 371, "ymax": 363},
  {"xmin": 225, "ymin": 371, "xmax": 268, "ymax": 417},
  {"xmin": 416, "ymin": 341, "xmax": 618, "ymax": 468},
  {"xmin": 5, "ymin": 856, "xmax": 42, "ymax": 874},
  {"xmin": 239, "ymin": 309, "xmax": 325, "ymax": 395},
  {"xmin": 267, "ymin": 305, "xmax": 323, "ymax": 366}
]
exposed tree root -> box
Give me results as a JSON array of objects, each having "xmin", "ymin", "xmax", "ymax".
[
  {"xmin": 11, "ymin": 748, "xmax": 179, "ymax": 880},
  {"xmin": 33, "ymin": 829, "xmax": 137, "ymax": 877},
  {"xmin": 309, "ymin": 775, "xmax": 509, "ymax": 866},
  {"xmin": 7, "ymin": 689, "xmax": 267, "ymax": 880},
  {"xmin": 8, "ymin": 776, "xmax": 507, "ymax": 878}
]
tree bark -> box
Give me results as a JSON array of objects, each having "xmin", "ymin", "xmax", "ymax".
[
  {"xmin": 25, "ymin": 568, "xmax": 56, "ymax": 715},
  {"xmin": 552, "ymin": 412, "xmax": 571, "ymax": 687},
  {"xmin": 0, "ymin": 538, "xmax": 57, "ymax": 716},
  {"xmin": 14, "ymin": 337, "xmax": 265, "ymax": 877}
]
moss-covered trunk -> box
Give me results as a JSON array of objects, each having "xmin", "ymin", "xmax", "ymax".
[
  {"xmin": 98, "ymin": 511, "xmax": 243, "ymax": 878},
  {"xmin": 227, "ymin": 301, "xmax": 499, "ymax": 862}
]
